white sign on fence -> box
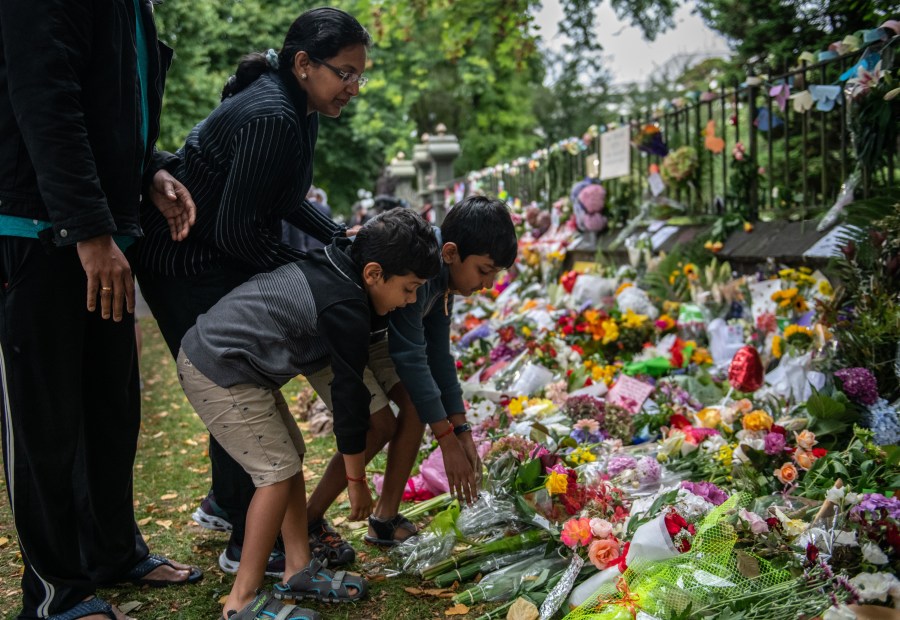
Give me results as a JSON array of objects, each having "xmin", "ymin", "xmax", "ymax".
[{"xmin": 600, "ymin": 126, "xmax": 631, "ymax": 180}]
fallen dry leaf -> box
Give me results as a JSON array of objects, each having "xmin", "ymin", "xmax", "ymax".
[
  {"xmin": 137, "ymin": 517, "xmax": 152, "ymax": 526},
  {"xmin": 0, "ymin": 537, "xmax": 8, "ymax": 547},
  {"xmin": 445, "ymin": 603, "xmax": 469, "ymax": 616},
  {"xmin": 160, "ymin": 493, "xmax": 178, "ymax": 501},
  {"xmin": 118, "ymin": 601, "xmax": 142, "ymax": 615},
  {"xmin": 154, "ymin": 519, "xmax": 173, "ymax": 530}
]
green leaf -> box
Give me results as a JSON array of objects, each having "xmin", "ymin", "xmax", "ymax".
[
  {"xmin": 806, "ymin": 387, "xmax": 850, "ymax": 420},
  {"xmin": 515, "ymin": 458, "xmax": 542, "ymax": 492}
]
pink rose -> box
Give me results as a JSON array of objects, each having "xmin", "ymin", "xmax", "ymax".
[
  {"xmin": 739, "ymin": 508, "xmax": 769, "ymax": 535},
  {"xmin": 590, "ymin": 518, "xmax": 613, "ymax": 539},
  {"xmin": 587, "ymin": 538, "xmax": 621, "ymax": 570}
]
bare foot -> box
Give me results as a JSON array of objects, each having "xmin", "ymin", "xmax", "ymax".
[{"xmin": 138, "ymin": 558, "xmax": 192, "ymax": 584}]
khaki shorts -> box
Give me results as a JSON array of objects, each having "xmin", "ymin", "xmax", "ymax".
[
  {"xmin": 177, "ymin": 348, "xmax": 306, "ymax": 488},
  {"xmin": 305, "ymin": 338, "xmax": 399, "ymax": 414}
]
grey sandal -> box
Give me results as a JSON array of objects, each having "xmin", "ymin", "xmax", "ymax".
[
  {"xmin": 225, "ymin": 591, "xmax": 322, "ymax": 620},
  {"xmin": 272, "ymin": 558, "xmax": 367, "ymax": 603}
]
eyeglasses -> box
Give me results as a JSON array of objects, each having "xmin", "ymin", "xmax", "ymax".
[{"xmin": 310, "ymin": 57, "xmax": 368, "ymax": 88}]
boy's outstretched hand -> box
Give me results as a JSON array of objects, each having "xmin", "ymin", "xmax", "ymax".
[
  {"xmin": 347, "ymin": 480, "xmax": 373, "ymax": 521},
  {"xmin": 436, "ymin": 427, "xmax": 478, "ymax": 505}
]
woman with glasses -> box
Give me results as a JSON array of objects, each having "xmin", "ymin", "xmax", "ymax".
[{"xmin": 132, "ymin": 7, "xmax": 370, "ymax": 613}]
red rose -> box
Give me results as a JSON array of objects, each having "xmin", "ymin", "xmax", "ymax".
[
  {"xmin": 806, "ymin": 543, "xmax": 819, "ymax": 563},
  {"xmin": 770, "ymin": 425, "xmax": 787, "ymax": 436},
  {"xmin": 812, "ymin": 448, "xmax": 827, "ymax": 458}
]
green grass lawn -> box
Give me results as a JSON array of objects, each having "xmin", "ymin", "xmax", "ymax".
[{"xmin": 0, "ymin": 319, "xmax": 493, "ymax": 620}]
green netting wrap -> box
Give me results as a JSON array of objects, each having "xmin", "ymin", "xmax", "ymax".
[{"xmin": 564, "ymin": 494, "xmax": 794, "ymax": 620}]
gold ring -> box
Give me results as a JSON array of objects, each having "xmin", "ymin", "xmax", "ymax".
[{"xmin": 100, "ymin": 286, "xmax": 112, "ymax": 292}]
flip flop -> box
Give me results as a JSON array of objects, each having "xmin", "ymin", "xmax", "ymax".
[
  {"xmin": 125, "ymin": 553, "xmax": 203, "ymax": 587},
  {"xmin": 48, "ymin": 597, "xmax": 117, "ymax": 620}
]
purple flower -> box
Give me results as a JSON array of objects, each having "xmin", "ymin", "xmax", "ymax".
[
  {"xmin": 489, "ymin": 343, "xmax": 518, "ymax": 363},
  {"xmin": 460, "ymin": 324, "xmax": 492, "ymax": 347},
  {"xmin": 851, "ymin": 493, "xmax": 900, "ymax": 521},
  {"xmin": 681, "ymin": 481, "xmax": 729, "ymax": 506},
  {"xmin": 763, "ymin": 431, "xmax": 786, "ymax": 455},
  {"xmin": 606, "ymin": 455, "xmax": 638, "ymax": 477},
  {"xmin": 636, "ymin": 456, "xmax": 661, "ymax": 483},
  {"xmin": 834, "ymin": 367, "xmax": 879, "ymax": 406}
]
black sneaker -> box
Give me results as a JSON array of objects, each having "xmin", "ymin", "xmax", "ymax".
[
  {"xmin": 192, "ymin": 490, "xmax": 233, "ymax": 532},
  {"xmin": 218, "ymin": 539, "xmax": 285, "ymax": 578},
  {"xmin": 308, "ymin": 518, "xmax": 356, "ymax": 568}
]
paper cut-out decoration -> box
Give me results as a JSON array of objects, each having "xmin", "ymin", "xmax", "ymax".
[
  {"xmin": 768, "ymin": 83, "xmax": 790, "ymax": 112},
  {"xmin": 809, "ymin": 85, "xmax": 842, "ymax": 112},
  {"xmin": 703, "ymin": 120, "xmax": 725, "ymax": 154},
  {"xmin": 790, "ymin": 90, "xmax": 814, "ymax": 113},
  {"xmin": 839, "ymin": 53, "xmax": 880, "ymax": 82},
  {"xmin": 754, "ymin": 108, "xmax": 783, "ymax": 132}
]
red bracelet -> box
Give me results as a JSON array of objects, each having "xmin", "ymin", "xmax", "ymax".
[
  {"xmin": 434, "ymin": 423, "xmax": 455, "ymax": 441},
  {"xmin": 346, "ymin": 474, "xmax": 366, "ymax": 483}
]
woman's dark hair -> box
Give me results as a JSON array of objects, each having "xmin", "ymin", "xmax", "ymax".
[
  {"xmin": 351, "ymin": 209, "xmax": 441, "ymax": 281},
  {"xmin": 441, "ymin": 196, "xmax": 518, "ymax": 268},
  {"xmin": 221, "ymin": 7, "xmax": 372, "ymax": 100}
]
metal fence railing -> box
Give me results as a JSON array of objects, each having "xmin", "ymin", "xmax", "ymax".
[{"xmin": 458, "ymin": 34, "xmax": 898, "ymax": 224}]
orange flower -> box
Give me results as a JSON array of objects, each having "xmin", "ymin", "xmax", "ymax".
[
  {"xmin": 793, "ymin": 449, "xmax": 815, "ymax": 470},
  {"xmin": 795, "ymin": 430, "xmax": 817, "ymax": 451},
  {"xmin": 774, "ymin": 462, "xmax": 799, "ymax": 485},
  {"xmin": 588, "ymin": 538, "xmax": 622, "ymax": 570}
]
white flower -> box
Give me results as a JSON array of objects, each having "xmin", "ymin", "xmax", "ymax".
[
  {"xmin": 467, "ymin": 400, "xmax": 498, "ymax": 426},
  {"xmin": 849, "ymin": 571, "xmax": 900, "ymax": 603},
  {"xmin": 822, "ymin": 605, "xmax": 857, "ymax": 620},
  {"xmin": 825, "ymin": 486, "xmax": 845, "ymax": 504},
  {"xmin": 845, "ymin": 492, "xmax": 860, "ymax": 505},
  {"xmin": 862, "ymin": 542, "xmax": 890, "ymax": 565},
  {"xmin": 675, "ymin": 488, "xmax": 715, "ymax": 520},
  {"xmin": 700, "ymin": 434, "xmax": 727, "ymax": 455}
]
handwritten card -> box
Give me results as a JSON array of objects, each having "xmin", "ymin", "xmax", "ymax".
[{"xmin": 607, "ymin": 375, "xmax": 655, "ymax": 414}]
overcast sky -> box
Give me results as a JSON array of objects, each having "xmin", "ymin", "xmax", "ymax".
[{"xmin": 534, "ymin": 1, "xmax": 731, "ymax": 86}]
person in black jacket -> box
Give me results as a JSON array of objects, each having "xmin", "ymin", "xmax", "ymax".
[
  {"xmin": 133, "ymin": 6, "xmax": 372, "ymax": 577},
  {"xmin": 0, "ymin": 1, "xmax": 200, "ymax": 619}
]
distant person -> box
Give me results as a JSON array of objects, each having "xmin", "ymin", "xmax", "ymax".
[{"xmin": 282, "ymin": 186, "xmax": 333, "ymax": 252}]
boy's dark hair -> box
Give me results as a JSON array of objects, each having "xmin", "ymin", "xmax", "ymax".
[
  {"xmin": 351, "ymin": 209, "xmax": 441, "ymax": 281},
  {"xmin": 441, "ymin": 196, "xmax": 517, "ymax": 268},
  {"xmin": 222, "ymin": 7, "xmax": 372, "ymax": 100}
]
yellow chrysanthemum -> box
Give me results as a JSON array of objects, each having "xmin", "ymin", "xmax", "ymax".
[
  {"xmin": 621, "ymin": 309, "xmax": 648, "ymax": 329},
  {"xmin": 601, "ymin": 319, "xmax": 619, "ymax": 344},
  {"xmin": 545, "ymin": 471, "xmax": 569, "ymax": 495},
  {"xmin": 818, "ymin": 280, "xmax": 833, "ymax": 297},
  {"xmin": 568, "ymin": 447, "xmax": 597, "ymax": 465},
  {"xmin": 508, "ymin": 397, "xmax": 526, "ymax": 416},
  {"xmin": 717, "ymin": 444, "xmax": 734, "ymax": 466},
  {"xmin": 521, "ymin": 325, "xmax": 532, "ymax": 337}
]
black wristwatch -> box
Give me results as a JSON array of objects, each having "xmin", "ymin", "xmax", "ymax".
[{"xmin": 453, "ymin": 422, "xmax": 472, "ymax": 436}]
